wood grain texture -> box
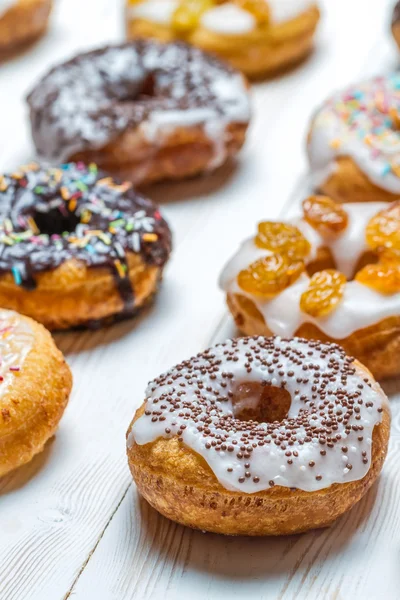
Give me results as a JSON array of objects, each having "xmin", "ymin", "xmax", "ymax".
[{"xmin": 0, "ymin": 0, "xmax": 398, "ymax": 599}]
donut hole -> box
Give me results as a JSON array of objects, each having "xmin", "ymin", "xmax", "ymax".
[
  {"xmin": 232, "ymin": 382, "xmax": 291, "ymax": 424},
  {"xmin": 33, "ymin": 207, "xmax": 80, "ymax": 236},
  {"xmin": 306, "ymin": 247, "xmax": 378, "ymax": 280}
]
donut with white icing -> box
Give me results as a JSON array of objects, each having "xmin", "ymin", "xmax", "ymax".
[
  {"xmin": 308, "ymin": 73, "xmax": 400, "ymax": 203},
  {"xmin": 125, "ymin": 0, "xmax": 320, "ymax": 78},
  {"xmin": 0, "ymin": 0, "xmax": 52, "ymax": 54},
  {"xmin": 27, "ymin": 41, "xmax": 251, "ymax": 186},
  {"xmin": 0, "ymin": 309, "xmax": 72, "ymax": 476},
  {"xmin": 127, "ymin": 336, "xmax": 390, "ymax": 535},
  {"xmin": 220, "ymin": 197, "xmax": 400, "ymax": 379}
]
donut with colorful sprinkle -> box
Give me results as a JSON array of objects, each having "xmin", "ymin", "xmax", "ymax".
[
  {"xmin": 0, "ymin": 0, "xmax": 52, "ymax": 55},
  {"xmin": 0, "ymin": 162, "xmax": 171, "ymax": 330},
  {"xmin": 27, "ymin": 41, "xmax": 251, "ymax": 185},
  {"xmin": 0, "ymin": 309, "xmax": 72, "ymax": 476},
  {"xmin": 127, "ymin": 336, "xmax": 390, "ymax": 535},
  {"xmin": 308, "ymin": 73, "xmax": 400, "ymax": 203},
  {"xmin": 220, "ymin": 196, "xmax": 400, "ymax": 379}
]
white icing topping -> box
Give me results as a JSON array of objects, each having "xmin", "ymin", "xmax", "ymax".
[
  {"xmin": 129, "ymin": 337, "xmax": 387, "ymax": 493},
  {"xmin": 128, "ymin": 0, "xmax": 179, "ymax": 25},
  {"xmin": 268, "ymin": 0, "xmax": 314, "ymax": 24},
  {"xmin": 220, "ymin": 202, "xmax": 400, "ymax": 339},
  {"xmin": 0, "ymin": 310, "xmax": 33, "ymax": 398},
  {"xmin": 0, "ymin": 0, "xmax": 15, "ymax": 18},
  {"xmin": 200, "ymin": 4, "xmax": 256, "ymax": 35},
  {"xmin": 308, "ymin": 74, "xmax": 400, "ymax": 194}
]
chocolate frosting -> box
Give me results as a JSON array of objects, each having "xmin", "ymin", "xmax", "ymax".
[
  {"xmin": 0, "ymin": 163, "xmax": 171, "ymax": 316},
  {"xmin": 27, "ymin": 40, "xmax": 251, "ymax": 163}
]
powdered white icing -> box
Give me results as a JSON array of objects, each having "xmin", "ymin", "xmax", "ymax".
[
  {"xmin": 129, "ymin": 337, "xmax": 387, "ymax": 493},
  {"xmin": 128, "ymin": 0, "xmax": 179, "ymax": 25},
  {"xmin": 200, "ymin": 4, "xmax": 256, "ymax": 35},
  {"xmin": 308, "ymin": 74, "xmax": 400, "ymax": 194},
  {"xmin": 220, "ymin": 202, "xmax": 400, "ymax": 339},
  {"xmin": 0, "ymin": 310, "xmax": 33, "ymax": 399},
  {"xmin": 0, "ymin": 0, "xmax": 15, "ymax": 18},
  {"xmin": 268, "ymin": 0, "xmax": 314, "ymax": 24}
]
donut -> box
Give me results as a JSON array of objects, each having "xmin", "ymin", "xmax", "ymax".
[
  {"xmin": 127, "ymin": 336, "xmax": 390, "ymax": 536},
  {"xmin": 307, "ymin": 73, "xmax": 400, "ymax": 203},
  {"xmin": 27, "ymin": 41, "xmax": 251, "ymax": 186},
  {"xmin": 220, "ymin": 196, "xmax": 400, "ymax": 379},
  {"xmin": 125, "ymin": 0, "xmax": 320, "ymax": 78},
  {"xmin": 392, "ymin": 1, "xmax": 400, "ymax": 50},
  {"xmin": 0, "ymin": 0, "xmax": 52, "ymax": 55},
  {"xmin": 0, "ymin": 308, "xmax": 72, "ymax": 476},
  {"xmin": 0, "ymin": 162, "xmax": 171, "ymax": 330}
]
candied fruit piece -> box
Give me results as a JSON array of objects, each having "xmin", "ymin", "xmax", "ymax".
[
  {"xmin": 302, "ymin": 195, "xmax": 349, "ymax": 238},
  {"xmin": 366, "ymin": 201, "xmax": 400, "ymax": 252},
  {"xmin": 172, "ymin": 0, "xmax": 213, "ymax": 32},
  {"xmin": 235, "ymin": 0, "xmax": 270, "ymax": 24},
  {"xmin": 300, "ymin": 270, "xmax": 346, "ymax": 317},
  {"xmin": 255, "ymin": 222, "xmax": 311, "ymax": 260},
  {"xmin": 356, "ymin": 262, "xmax": 400, "ymax": 294},
  {"xmin": 238, "ymin": 254, "xmax": 304, "ymax": 298}
]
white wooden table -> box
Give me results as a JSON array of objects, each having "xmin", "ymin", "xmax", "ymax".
[{"xmin": 0, "ymin": 1, "xmax": 399, "ymax": 598}]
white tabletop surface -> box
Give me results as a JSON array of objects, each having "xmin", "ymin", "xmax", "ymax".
[{"xmin": 0, "ymin": 0, "xmax": 399, "ymax": 599}]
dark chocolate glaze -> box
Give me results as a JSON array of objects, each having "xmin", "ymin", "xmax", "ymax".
[
  {"xmin": 0, "ymin": 163, "xmax": 171, "ymax": 316},
  {"xmin": 26, "ymin": 40, "xmax": 250, "ymax": 162},
  {"xmin": 393, "ymin": 1, "xmax": 400, "ymax": 26}
]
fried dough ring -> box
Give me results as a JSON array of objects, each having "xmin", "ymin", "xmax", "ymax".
[
  {"xmin": 127, "ymin": 338, "xmax": 390, "ymax": 536},
  {"xmin": 0, "ymin": 0, "xmax": 52, "ymax": 55},
  {"xmin": 0, "ymin": 310, "xmax": 72, "ymax": 476},
  {"xmin": 126, "ymin": 3, "xmax": 320, "ymax": 78}
]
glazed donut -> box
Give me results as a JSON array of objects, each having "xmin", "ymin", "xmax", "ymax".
[
  {"xmin": 27, "ymin": 41, "xmax": 251, "ymax": 186},
  {"xmin": 308, "ymin": 73, "xmax": 400, "ymax": 203},
  {"xmin": 125, "ymin": 0, "xmax": 320, "ymax": 78},
  {"xmin": 127, "ymin": 336, "xmax": 390, "ymax": 536},
  {"xmin": 220, "ymin": 196, "xmax": 400, "ymax": 379},
  {"xmin": 0, "ymin": 162, "xmax": 171, "ymax": 330},
  {"xmin": 0, "ymin": 308, "xmax": 72, "ymax": 476},
  {"xmin": 0, "ymin": 0, "xmax": 52, "ymax": 55},
  {"xmin": 392, "ymin": 1, "xmax": 400, "ymax": 49}
]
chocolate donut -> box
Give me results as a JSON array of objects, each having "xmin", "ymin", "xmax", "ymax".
[
  {"xmin": 0, "ymin": 162, "xmax": 171, "ymax": 330},
  {"xmin": 27, "ymin": 41, "xmax": 251, "ymax": 185}
]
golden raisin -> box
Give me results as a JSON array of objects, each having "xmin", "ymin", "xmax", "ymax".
[
  {"xmin": 255, "ymin": 222, "xmax": 311, "ymax": 260},
  {"xmin": 235, "ymin": 0, "xmax": 270, "ymax": 24},
  {"xmin": 237, "ymin": 254, "xmax": 304, "ymax": 298},
  {"xmin": 300, "ymin": 270, "xmax": 346, "ymax": 317},
  {"xmin": 172, "ymin": 0, "xmax": 213, "ymax": 32},
  {"xmin": 356, "ymin": 262, "xmax": 400, "ymax": 294},
  {"xmin": 302, "ymin": 195, "xmax": 349, "ymax": 238},
  {"xmin": 366, "ymin": 201, "xmax": 400, "ymax": 252}
]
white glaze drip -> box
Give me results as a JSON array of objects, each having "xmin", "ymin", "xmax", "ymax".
[
  {"xmin": 130, "ymin": 337, "xmax": 387, "ymax": 493},
  {"xmin": 200, "ymin": 4, "xmax": 256, "ymax": 35},
  {"xmin": 0, "ymin": 310, "xmax": 33, "ymax": 399},
  {"xmin": 220, "ymin": 202, "xmax": 400, "ymax": 340},
  {"xmin": 0, "ymin": 0, "xmax": 15, "ymax": 18},
  {"xmin": 308, "ymin": 74, "xmax": 400, "ymax": 194},
  {"xmin": 128, "ymin": 0, "xmax": 179, "ymax": 25}
]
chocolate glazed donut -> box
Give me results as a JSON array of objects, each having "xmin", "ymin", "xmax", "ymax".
[
  {"xmin": 26, "ymin": 41, "xmax": 251, "ymax": 186},
  {"xmin": 0, "ymin": 163, "xmax": 171, "ymax": 330}
]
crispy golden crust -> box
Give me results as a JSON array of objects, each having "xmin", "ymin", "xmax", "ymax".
[
  {"xmin": 0, "ymin": 313, "xmax": 72, "ymax": 476},
  {"xmin": 127, "ymin": 365, "xmax": 390, "ymax": 536},
  {"xmin": 71, "ymin": 122, "xmax": 248, "ymax": 186},
  {"xmin": 315, "ymin": 156, "xmax": 400, "ymax": 204},
  {"xmin": 0, "ymin": 0, "xmax": 52, "ymax": 54},
  {"xmin": 227, "ymin": 292, "xmax": 400, "ymax": 380},
  {"xmin": 126, "ymin": 5, "xmax": 320, "ymax": 79},
  {"xmin": 0, "ymin": 253, "xmax": 163, "ymax": 330}
]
